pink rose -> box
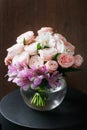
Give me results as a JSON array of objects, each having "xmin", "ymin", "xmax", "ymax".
[
  {"xmin": 24, "ymin": 42, "xmax": 38, "ymax": 55},
  {"xmin": 37, "ymin": 27, "xmax": 53, "ymax": 35},
  {"xmin": 7, "ymin": 43, "xmax": 24, "ymax": 57},
  {"xmin": 38, "ymin": 48, "xmax": 57, "ymax": 61},
  {"xmin": 64, "ymin": 42, "xmax": 75, "ymax": 55},
  {"xmin": 12, "ymin": 51, "xmax": 30, "ymax": 66},
  {"xmin": 45, "ymin": 60, "xmax": 58, "ymax": 73},
  {"xmin": 29, "ymin": 55, "xmax": 44, "ymax": 68},
  {"xmin": 4, "ymin": 43, "xmax": 24, "ymax": 65},
  {"xmin": 73, "ymin": 55, "xmax": 83, "ymax": 68},
  {"xmin": 16, "ymin": 31, "xmax": 35, "ymax": 45},
  {"xmin": 57, "ymin": 53, "xmax": 74, "ymax": 68}
]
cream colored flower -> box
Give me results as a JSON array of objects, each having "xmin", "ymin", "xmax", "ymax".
[
  {"xmin": 12, "ymin": 51, "xmax": 30, "ymax": 66},
  {"xmin": 29, "ymin": 55, "xmax": 44, "ymax": 68},
  {"xmin": 7, "ymin": 43, "xmax": 24, "ymax": 57},
  {"xmin": 45, "ymin": 60, "xmax": 58, "ymax": 73},
  {"xmin": 24, "ymin": 42, "xmax": 38, "ymax": 55},
  {"xmin": 38, "ymin": 48, "xmax": 57, "ymax": 61}
]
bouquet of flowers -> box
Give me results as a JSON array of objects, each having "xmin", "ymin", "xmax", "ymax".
[{"xmin": 4, "ymin": 27, "xmax": 83, "ymax": 108}]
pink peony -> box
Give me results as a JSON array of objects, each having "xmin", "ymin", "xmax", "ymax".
[
  {"xmin": 37, "ymin": 27, "xmax": 53, "ymax": 35},
  {"xmin": 73, "ymin": 55, "xmax": 83, "ymax": 68},
  {"xmin": 29, "ymin": 55, "xmax": 44, "ymax": 68},
  {"xmin": 16, "ymin": 31, "xmax": 35, "ymax": 45},
  {"xmin": 57, "ymin": 53, "xmax": 74, "ymax": 68},
  {"xmin": 45, "ymin": 60, "xmax": 58, "ymax": 73}
]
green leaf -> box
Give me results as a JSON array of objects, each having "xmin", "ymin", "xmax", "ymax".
[
  {"xmin": 44, "ymin": 45, "xmax": 49, "ymax": 48},
  {"xmin": 37, "ymin": 43, "xmax": 42, "ymax": 50},
  {"xmin": 60, "ymin": 67, "xmax": 81, "ymax": 73},
  {"xmin": 53, "ymin": 53, "xmax": 61, "ymax": 61},
  {"xmin": 23, "ymin": 38, "xmax": 26, "ymax": 45}
]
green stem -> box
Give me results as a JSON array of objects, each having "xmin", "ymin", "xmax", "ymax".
[{"xmin": 31, "ymin": 92, "xmax": 47, "ymax": 107}]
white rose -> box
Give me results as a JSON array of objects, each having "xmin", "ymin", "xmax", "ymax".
[
  {"xmin": 55, "ymin": 39, "xmax": 65, "ymax": 53},
  {"xmin": 24, "ymin": 42, "xmax": 38, "ymax": 55},
  {"xmin": 36, "ymin": 33, "xmax": 55, "ymax": 48},
  {"xmin": 38, "ymin": 48, "xmax": 57, "ymax": 61}
]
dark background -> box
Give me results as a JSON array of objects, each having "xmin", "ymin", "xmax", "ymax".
[{"xmin": 0, "ymin": 0, "xmax": 87, "ymax": 99}]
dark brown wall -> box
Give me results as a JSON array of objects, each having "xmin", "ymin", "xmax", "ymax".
[{"xmin": 0, "ymin": 0, "xmax": 87, "ymax": 99}]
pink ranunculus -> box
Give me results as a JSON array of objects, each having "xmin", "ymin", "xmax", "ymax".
[
  {"xmin": 12, "ymin": 51, "xmax": 30, "ymax": 66},
  {"xmin": 29, "ymin": 55, "xmax": 44, "ymax": 68},
  {"xmin": 73, "ymin": 55, "xmax": 83, "ymax": 68},
  {"xmin": 38, "ymin": 48, "xmax": 57, "ymax": 61},
  {"xmin": 57, "ymin": 53, "xmax": 74, "ymax": 68},
  {"xmin": 37, "ymin": 27, "xmax": 53, "ymax": 35},
  {"xmin": 54, "ymin": 33, "xmax": 67, "ymax": 43},
  {"xmin": 4, "ymin": 54, "xmax": 13, "ymax": 65},
  {"xmin": 24, "ymin": 42, "xmax": 38, "ymax": 55},
  {"xmin": 7, "ymin": 43, "xmax": 24, "ymax": 58},
  {"xmin": 45, "ymin": 60, "xmax": 58, "ymax": 73},
  {"xmin": 16, "ymin": 31, "xmax": 35, "ymax": 45},
  {"xmin": 64, "ymin": 42, "xmax": 75, "ymax": 55}
]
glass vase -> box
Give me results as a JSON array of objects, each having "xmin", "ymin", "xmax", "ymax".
[{"xmin": 20, "ymin": 78, "xmax": 67, "ymax": 111}]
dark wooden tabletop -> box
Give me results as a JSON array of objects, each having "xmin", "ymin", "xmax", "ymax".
[{"xmin": 0, "ymin": 88, "xmax": 87, "ymax": 130}]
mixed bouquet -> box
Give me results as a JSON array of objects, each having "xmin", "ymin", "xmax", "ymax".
[{"xmin": 4, "ymin": 27, "xmax": 83, "ymax": 107}]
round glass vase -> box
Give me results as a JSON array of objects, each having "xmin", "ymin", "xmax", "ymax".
[{"xmin": 20, "ymin": 78, "xmax": 67, "ymax": 111}]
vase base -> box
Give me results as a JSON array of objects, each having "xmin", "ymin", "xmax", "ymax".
[{"xmin": 23, "ymin": 98, "xmax": 65, "ymax": 111}]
